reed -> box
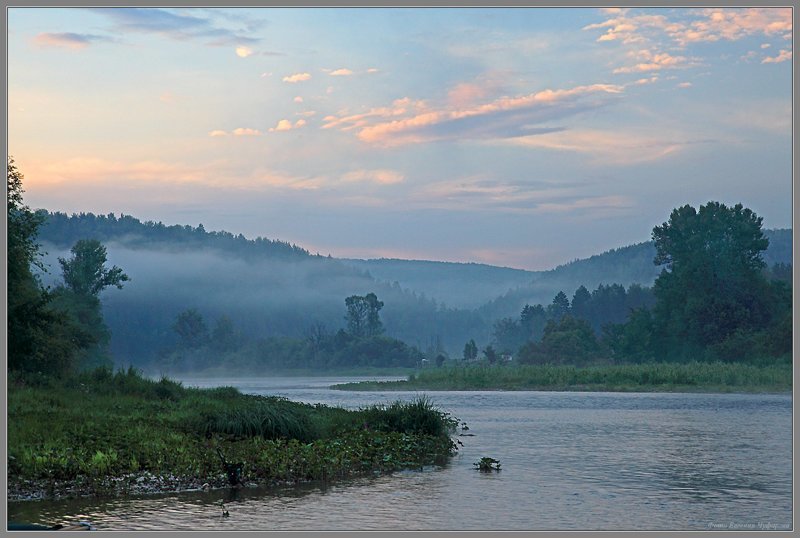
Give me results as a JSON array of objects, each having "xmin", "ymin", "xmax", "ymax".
[{"xmin": 332, "ymin": 361, "xmax": 792, "ymax": 392}]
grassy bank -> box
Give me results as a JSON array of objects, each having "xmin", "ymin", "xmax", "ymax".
[
  {"xmin": 7, "ymin": 368, "xmax": 458, "ymax": 501},
  {"xmin": 161, "ymin": 366, "xmax": 414, "ymax": 379},
  {"xmin": 331, "ymin": 362, "xmax": 793, "ymax": 393}
]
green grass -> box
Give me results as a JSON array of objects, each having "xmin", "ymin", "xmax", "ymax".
[
  {"xmin": 7, "ymin": 367, "xmax": 458, "ymax": 497},
  {"xmin": 331, "ymin": 362, "xmax": 793, "ymax": 393},
  {"xmin": 162, "ymin": 366, "xmax": 415, "ymax": 378}
]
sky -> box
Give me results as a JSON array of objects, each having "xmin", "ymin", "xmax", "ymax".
[{"xmin": 7, "ymin": 7, "xmax": 793, "ymax": 270}]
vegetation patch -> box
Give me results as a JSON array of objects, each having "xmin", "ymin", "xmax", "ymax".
[
  {"xmin": 7, "ymin": 368, "xmax": 459, "ymax": 501},
  {"xmin": 331, "ymin": 362, "xmax": 792, "ymax": 393}
]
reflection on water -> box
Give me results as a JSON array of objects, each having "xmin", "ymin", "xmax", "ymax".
[{"xmin": 8, "ymin": 377, "xmax": 792, "ymax": 531}]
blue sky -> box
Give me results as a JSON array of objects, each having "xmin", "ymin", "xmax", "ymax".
[{"xmin": 7, "ymin": 7, "xmax": 792, "ymax": 269}]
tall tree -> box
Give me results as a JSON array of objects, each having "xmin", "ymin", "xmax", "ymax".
[
  {"xmin": 364, "ymin": 292, "xmax": 385, "ymax": 336},
  {"xmin": 51, "ymin": 239, "xmax": 129, "ymax": 370},
  {"xmin": 463, "ymin": 339, "xmax": 478, "ymax": 361},
  {"xmin": 7, "ymin": 158, "xmax": 92, "ymax": 375},
  {"xmin": 172, "ymin": 309, "xmax": 210, "ymax": 349},
  {"xmin": 650, "ymin": 201, "xmax": 772, "ymax": 359},
  {"xmin": 345, "ymin": 293, "xmax": 384, "ymax": 337},
  {"xmin": 547, "ymin": 291, "xmax": 571, "ymax": 320},
  {"xmin": 58, "ymin": 239, "xmax": 129, "ymax": 296},
  {"xmin": 345, "ymin": 295, "xmax": 369, "ymax": 337}
]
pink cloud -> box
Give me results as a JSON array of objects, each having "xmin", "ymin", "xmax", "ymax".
[
  {"xmin": 329, "ymin": 68, "xmax": 354, "ymax": 76},
  {"xmin": 232, "ymin": 127, "xmax": 261, "ymax": 136},
  {"xmin": 282, "ymin": 72, "xmax": 311, "ymax": 83},
  {"xmin": 32, "ymin": 32, "xmax": 109, "ymax": 50},
  {"xmin": 613, "ymin": 50, "xmax": 692, "ymax": 73},
  {"xmin": 325, "ymin": 83, "xmax": 623, "ymax": 147},
  {"xmin": 585, "ymin": 8, "xmax": 792, "ymax": 48},
  {"xmin": 762, "ymin": 49, "xmax": 792, "ymax": 63}
]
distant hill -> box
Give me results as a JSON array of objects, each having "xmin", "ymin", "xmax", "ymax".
[
  {"xmin": 340, "ymin": 258, "xmax": 536, "ymax": 309},
  {"xmin": 477, "ymin": 228, "xmax": 793, "ymax": 322},
  {"xmin": 341, "ymin": 229, "xmax": 792, "ymax": 316},
  {"xmin": 34, "ymin": 211, "xmax": 791, "ymax": 365},
  {"xmin": 35, "ymin": 211, "xmax": 488, "ymax": 364}
]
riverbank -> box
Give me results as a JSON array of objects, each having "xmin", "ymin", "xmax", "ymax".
[
  {"xmin": 7, "ymin": 368, "xmax": 458, "ymax": 502},
  {"xmin": 331, "ymin": 362, "xmax": 793, "ymax": 393}
]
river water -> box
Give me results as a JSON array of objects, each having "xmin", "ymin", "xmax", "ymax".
[{"xmin": 7, "ymin": 377, "xmax": 793, "ymax": 531}]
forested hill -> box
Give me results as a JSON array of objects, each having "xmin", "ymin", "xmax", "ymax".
[
  {"xmin": 34, "ymin": 211, "xmax": 488, "ymax": 365},
  {"xmin": 32, "ymin": 211, "xmax": 791, "ymax": 366},
  {"xmin": 38, "ymin": 211, "xmax": 311, "ymax": 260},
  {"xmin": 478, "ymin": 228, "xmax": 793, "ymax": 322},
  {"xmin": 341, "ymin": 229, "xmax": 792, "ymax": 313},
  {"xmin": 340, "ymin": 258, "xmax": 536, "ymax": 309}
]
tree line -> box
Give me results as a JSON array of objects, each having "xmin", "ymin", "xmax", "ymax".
[
  {"xmin": 158, "ymin": 293, "xmax": 424, "ymax": 373},
  {"xmin": 463, "ymin": 201, "xmax": 792, "ymax": 367}
]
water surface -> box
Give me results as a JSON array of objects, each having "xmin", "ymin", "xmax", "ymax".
[{"xmin": 8, "ymin": 376, "xmax": 793, "ymax": 531}]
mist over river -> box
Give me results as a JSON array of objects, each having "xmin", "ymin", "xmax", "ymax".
[{"xmin": 8, "ymin": 376, "xmax": 792, "ymax": 531}]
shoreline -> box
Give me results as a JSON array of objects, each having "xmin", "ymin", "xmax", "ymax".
[{"xmin": 331, "ymin": 382, "xmax": 792, "ymax": 394}]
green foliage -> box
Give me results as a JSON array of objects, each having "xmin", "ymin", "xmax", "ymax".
[
  {"xmin": 172, "ymin": 308, "xmax": 210, "ymax": 349},
  {"xmin": 651, "ymin": 202, "xmax": 777, "ymax": 359},
  {"xmin": 517, "ymin": 315, "xmax": 602, "ymax": 365},
  {"xmin": 7, "ymin": 369, "xmax": 459, "ymax": 491},
  {"xmin": 58, "ymin": 239, "xmax": 129, "ymax": 296},
  {"xmin": 345, "ymin": 292, "xmax": 384, "ymax": 337},
  {"xmin": 474, "ymin": 457, "xmax": 501, "ymax": 472},
  {"xmin": 358, "ymin": 396, "xmax": 459, "ymax": 438},
  {"xmin": 334, "ymin": 362, "xmax": 791, "ymax": 393},
  {"xmin": 7, "ymin": 158, "xmax": 99, "ymax": 376},
  {"xmin": 463, "ymin": 339, "xmax": 478, "ymax": 361}
]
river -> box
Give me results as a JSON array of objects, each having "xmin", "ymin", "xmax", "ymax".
[{"xmin": 7, "ymin": 376, "xmax": 793, "ymax": 531}]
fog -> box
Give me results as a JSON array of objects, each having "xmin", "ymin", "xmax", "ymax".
[{"xmin": 38, "ymin": 241, "xmax": 489, "ymax": 366}]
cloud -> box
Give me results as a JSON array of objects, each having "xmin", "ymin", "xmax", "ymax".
[
  {"xmin": 367, "ymin": 68, "xmax": 380, "ymax": 73},
  {"xmin": 631, "ymin": 76, "xmax": 659, "ymax": 85},
  {"xmin": 32, "ymin": 32, "xmax": 112, "ymax": 50},
  {"xmin": 762, "ymin": 49, "xmax": 792, "ymax": 63},
  {"xmin": 90, "ymin": 7, "xmax": 260, "ymax": 46},
  {"xmin": 501, "ymin": 128, "xmax": 699, "ymax": 165},
  {"xmin": 612, "ymin": 49, "xmax": 694, "ymax": 73},
  {"xmin": 584, "ymin": 8, "xmax": 792, "ymax": 48},
  {"xmin": 26, "ymin": 156, "xmax": 327, "ymax": 192},
  {"xmin": 293, "ymin": 96, "xmax": 304, "ymax": 103},
  {"xmin": 235, "ymin": 46, "xmax": 254, "ymax": 57},
  {"xmin": 677, "ymin": 82, "xmax": 692, "ymax": 88},
  {"xmin": 324, "ymin": 84, "xmax": 624, "ymax": 147},
  {"xmin": 269, "ymin": 119, "xmax": 307, "ymax": 132},
  {"xmin": 208, "ymin": 130, "xmax": 228, "ymax": 137},
  {"xmin": 232, "ymin": 127, "xmax": 261, "ymax": 136},
  {"xmin": 405, "ymin": 176, "xmax": 634, "ymax": 217},
  {"xmin": 341, "ymin": 169, "xmax": 405, "ymax": 185},
  {"xmin": 447, "ymin": 83, "xmax": 490, "ymax": 108},
  {"xmin": 282, "ymin": 72, "xmax": 312, "ymax": 83},
  {"xmin": 329, "ymin": 68, "xmax": 354, "ymax": 76},
  {"xmin": 295, "ymin": 110, "xmax": 316, "ymax": 117}
]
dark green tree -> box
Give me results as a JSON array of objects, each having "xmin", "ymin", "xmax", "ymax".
[
  {"xmin": 463, "ymin": 339, "xmax": 478, "ymax": 361},
  {"xmin": 547, "ymin": 291, "xmax": 570, "ymax": 320},
  {"xmin": 570, "ymin": 285, "xmax": 592, "ymax": 320},
  {"xmin": 364, "ymin": 292, "xmax": 385, "ymax": 336},
  {"xmin": 520, "ymin": 303, "xmax": 548, "ymax": 342},
  {"xmin": 51, "ymin": 239, "xmax": 129, "ymax": 370},
  {"xmin": 7, "ymin": 158, "xmax": 94, "ymax": 375},
  {"xmin": 58, "ymin": 239, "xmax": 129, "ymax": 296},
  {"xmin": 172, "ymin": 309, "xmax": 210, "ymax": 349},
  {"xmin": 650, "ymin": 201, "xmax": 773, "ymax": 359},
  {"xmin": 345, "ymin": 295, "xmax": 369, "ymax": 337},
  {"xmin": 483, "ymin": 344, "xmax": 498, "ymax": 364},
  {"xmin": 345, "ymin": 293, "xmax": 384, "ymax": 337}
]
